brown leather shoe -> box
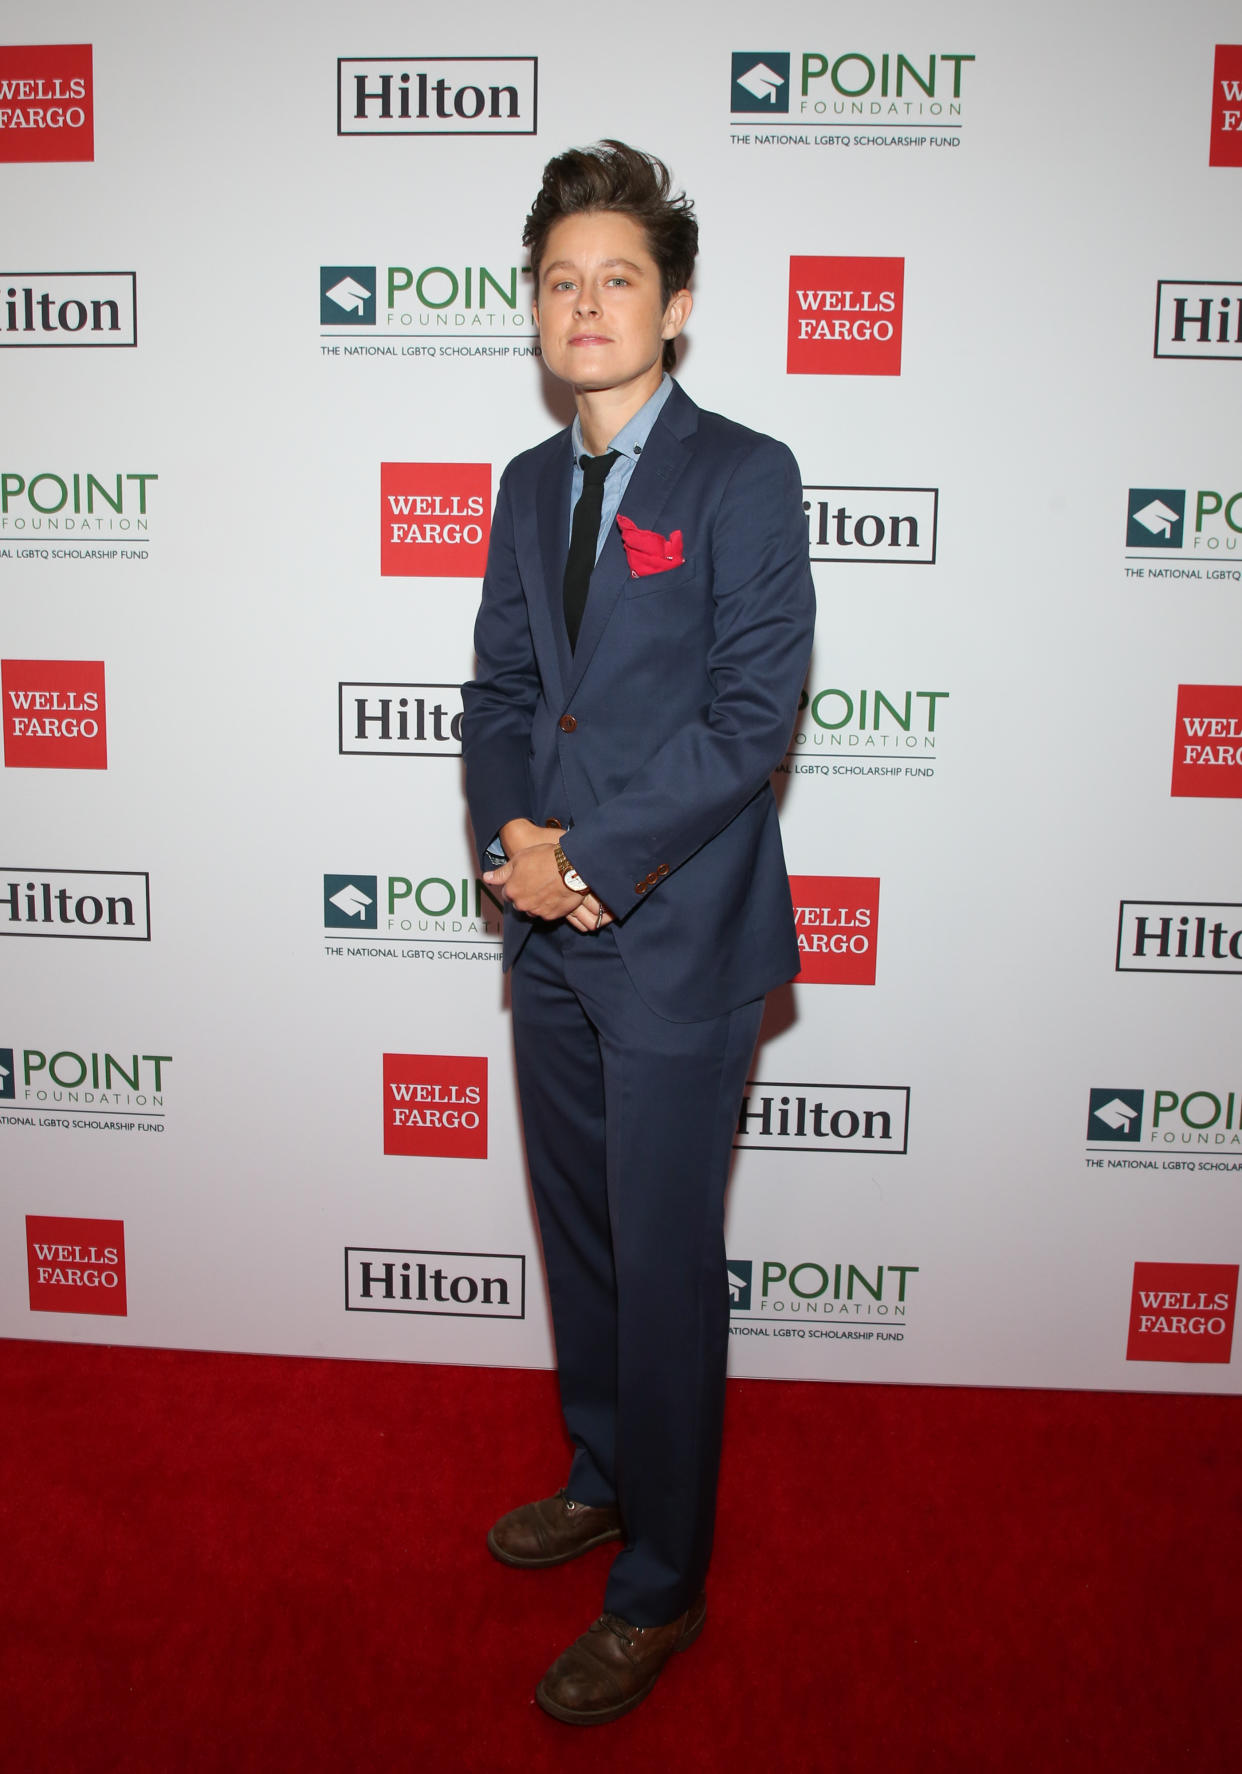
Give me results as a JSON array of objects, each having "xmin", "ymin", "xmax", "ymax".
[
  {"xmin": 535, "ymin": 1591, "xmax": 707, "ymax": 1725},
  {"xmin": 487, "ymin": 1489, "xmax": 622, "ymax": 1569}
]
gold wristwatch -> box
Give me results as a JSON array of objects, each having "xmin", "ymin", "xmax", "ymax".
[{"xmin": 554, "ymin": 843, "xmax": 588, "ymax": 894}]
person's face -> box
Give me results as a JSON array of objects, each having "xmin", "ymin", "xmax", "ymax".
[{"xmin": 532, "ymin": 210, "xmax": 690, "ymax": 394}]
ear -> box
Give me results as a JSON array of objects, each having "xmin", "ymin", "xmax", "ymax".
[
  {"xmin": 661, "ymin": 288, "xmax": 693, "ymax": 341},
  {"xmin": 531, "ymin": 298, "xmax": 541, "ymax": 331}
]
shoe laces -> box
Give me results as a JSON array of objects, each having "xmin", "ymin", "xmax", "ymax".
[{"xmin": 597, "ymin": 1612, "xmax": 636, "ymax": 1648}]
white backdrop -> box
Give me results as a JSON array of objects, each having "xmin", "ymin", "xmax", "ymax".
[{"xmin": 4, "ymin": 0, "xmax": 1240, "ymax": 1393}]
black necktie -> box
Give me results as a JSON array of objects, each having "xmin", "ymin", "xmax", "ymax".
[{"xmin": 563, "ymin": 450, "xmax": 618, "ymax": 653}]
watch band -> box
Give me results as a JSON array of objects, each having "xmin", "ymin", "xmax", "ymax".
[{"xmin": 553, "ymin": 843, "xmax": 588, "ymax": 894}]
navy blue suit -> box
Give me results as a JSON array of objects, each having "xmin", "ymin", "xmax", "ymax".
[{"xmin": 463, "ymin": 380, "xmax": 814, "ymax": 1621}]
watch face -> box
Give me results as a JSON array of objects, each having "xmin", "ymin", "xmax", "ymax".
[{"xmin": 564, "ymin": 868, "xmax": 587, "ymax": 892}]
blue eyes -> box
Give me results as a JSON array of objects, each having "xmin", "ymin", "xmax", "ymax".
[{"xmin": 550, "ymin": 278, "xmax": 630, "ymax": 292}]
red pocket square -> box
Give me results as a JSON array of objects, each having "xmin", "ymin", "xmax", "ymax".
[{"xmin": 617, "ymin": 514, "xmax": 685, "ymax": 577}]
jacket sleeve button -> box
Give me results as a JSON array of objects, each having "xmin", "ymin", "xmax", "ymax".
[{"xmin": 656, "ymin": 863, "xmax": 670, "ymax": 877}]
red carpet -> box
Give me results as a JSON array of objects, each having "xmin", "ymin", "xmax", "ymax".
[{"xmin": 1, "ymin": 1340, "xmax": 1237, "ymax": 1773}]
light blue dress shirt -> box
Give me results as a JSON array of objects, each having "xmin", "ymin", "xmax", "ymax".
[{"xmin": 570, "ymin": 372, "xmax": 675, "ymax": 562}]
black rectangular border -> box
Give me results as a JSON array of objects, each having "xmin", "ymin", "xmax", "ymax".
[
  {"xmin": 338, "ymin": 680, "xmax": 464, "ymax": 757},
  {"xmin": 733, "ymin": 1080, "xmax": 910, "ymax": 1154},
  {"xmin": 344, "ymin": 1246, "xmax": 526, "ymax": 1318},
  {"xmin": 337, "ymin": 57, "xmax": 537, "ymax": 136},
  {"xmin": 0, "ymin": 272, "xmax": 137, "ymax": 348},
  {"xmin": 802, "ymin": 485, "xmax": 938, "ymax": 564},
  {"xmin": 0, "ymin": 867, "xmax": 150, "ymax": 941},
  {"xmin": 1153, "ymin": 280, "xmax": 1242, "ymax": 362},
  {"xmin": 1116, "ymin": 899, "xmax": 1242, "ymax": 975}
]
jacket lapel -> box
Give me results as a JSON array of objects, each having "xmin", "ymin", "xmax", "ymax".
[
  {"xmin": 565, "ymin": 393, "xmax": 696, "ymax": 698},
  {"xmin": 531, "ymin": 433, "xmax": 573, "ymax": 697}
]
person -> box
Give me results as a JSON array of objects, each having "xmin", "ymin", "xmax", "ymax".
[{"xmin": 461, "ymin": 140, "xmax": 815, "ymax": 1725}]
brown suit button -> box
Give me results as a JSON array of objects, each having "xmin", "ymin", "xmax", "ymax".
[
  {"xmin": 558, "ymin": 714, "xmax": 577, "ymax": 733},
  {"xmin": 656, "ymin": 863, "xmax": 670, "ymax": 877},
  {"xmin": 646, "ymin": 872, "xmax": 658, "ymax": 886},
  {"xmin": 544, "ymin": 818, "xmax": 563, "ymax": 829},
  {"xmin": 635, "ymin": 882, "xmax": 647, "ymax": 895}
]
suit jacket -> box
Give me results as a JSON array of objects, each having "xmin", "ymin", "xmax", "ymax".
[{"xmin": 461, "ymin": 380, "xmax": 815, "ymax": 1023}]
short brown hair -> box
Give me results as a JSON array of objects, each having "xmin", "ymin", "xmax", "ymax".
[{"xmin": 524, "ymin": 140, "xmax": 698, "ymax": 372}]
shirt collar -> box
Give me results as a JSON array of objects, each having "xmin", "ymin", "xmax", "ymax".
[{"xmin": 571, "ymin": 372, "xmax": 674, "ymax": 465}]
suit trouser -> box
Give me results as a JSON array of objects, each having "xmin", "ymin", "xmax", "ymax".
[{"xmin": 510, "ymin": 920, "xmax": 763, "ymax": 1626}]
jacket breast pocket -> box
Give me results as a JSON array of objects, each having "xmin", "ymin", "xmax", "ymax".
[{"xmin": 622, "ymin": 557, "xmax": 698, "ymax": 600}]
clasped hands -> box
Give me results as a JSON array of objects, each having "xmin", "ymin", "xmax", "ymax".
[{"xmin": 484, "ymin": 819, "xmax": 615, "ymax": 933}]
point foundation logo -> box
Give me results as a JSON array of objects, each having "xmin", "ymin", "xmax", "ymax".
[
  {"xmin": 345, "ymin": 1247, "xmax": 525, "ymax": 1318},
  {"xmin": 1087, "ymin": 1088, "xmax": 1145, "ymax": 1144},
  {"xmin": 788, "ymin": 257, "xmax": 903, "ymax": 375},
  {"xmin": 789, "ymin": 876, "xmax": 880, "ymax": 985},
  {"xmin": 3, "ymin": 660, "xmax": 105, "ymax": 768},
  {"xmin": 1126, "ymin": 489, "xmax": 1185, "ymax": 550},
  {"xmin": 1154, "ymin": 281, "xmax": 1242, "ymax": 362},
  {"xmin": 319, "ymin": 261, "xmax": 536, "ymax": 349},
  {"xmin": 729, "ymin": 1256, "xmax": 917, "ymax": 1343},
  {"xmin": 337, "ymin": 57, "xmax": 537, "ymax": 137},
  {"xmin": 1209, "ymin": 45, "xmax": 1242, "ymax": 167},
  {"xmin": 2, "ymin": 1046, "xmax": 171, "ymax": 1129},
  {"xmin": 1088, "ymin": 1084, "xmax": 1242, "ymax": 1159},
  {"xmin": 731, "ymin": 54, "xmax": 791, "ymax": 113},
  {"xmin": 789, "ymin": 685, "xmax": 948, "ymax": 758},
  {"xmin": 1127, "ymin": 1262, "xmax": 1237, "ymax": 1363},
  {"xmin": 0, "ymin": 45, "xmax": 93, "ymax": 163},
  {"xmin": 27, "ymin": 1215, "xmax": 125, "ymax": 1316},
  {"xmin": 1125, "ymin": 486, "xmax": 1242, "ymax": 581},
  {"xmin": 321, "ymin": 266, "xmax": 375, "ymax": 325},
  {"xmin": 0, "ymin": 470, "xmax": 156, "ymax": 558},
  {"xmin": 380, "ymin": 463, "xmax": 490, "ymax": 576},
  {"xmin": 1116, "ymin": 901, "xmax": 1242, "ymax": 975},
  {"xmin": 322, "ymin": 869, "xmax": 502, "ymax": 949},
  {"xmin": 383, "ymin": 1053, "xmax": 487, "ymax": 1158},
  {"xmin": 730, "ymin": 48, "xmax": 974, "ymax": 140},
  {"xmin": 1170, "ymin": 685, "xmax": 1242, "ymax": 797}
]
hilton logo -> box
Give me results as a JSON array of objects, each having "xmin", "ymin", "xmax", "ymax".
[
  {"xmin": 1116, "ymin": 901, "xmax": 1242, "ymax": 975},
  {"xmin": 1, "ymin": 869, "xmax": 150, "ymax": 940},
  {"xmin": 337, "ymin": 57, "xmax": 537, "ymax": 136},
  {"xmin": 1154, "ymin": 281, "xmax": 1242, "ymax": 361},
  {"xmin": 338, "ymin": 682, "xmax": 464, "ymax": 756},
  {"xmin": 0, "ymin": 273, "xmax": 137, "ymax": 347},
  {"xmin": 345, "ymin": 1247, "xmax": 525, "ymax": 1318},
  {"xmin": 735, "ymin": 1082, "xmax": 909, "ymax": 1154},
  {"xmin": 803, "ymin": 486, "xmax": 937, "ymax": 564}
]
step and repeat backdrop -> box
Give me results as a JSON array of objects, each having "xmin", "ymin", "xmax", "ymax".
[{"xmin": 4, "ymin": 1, "xmax": 1240, "ymax": 1393}]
